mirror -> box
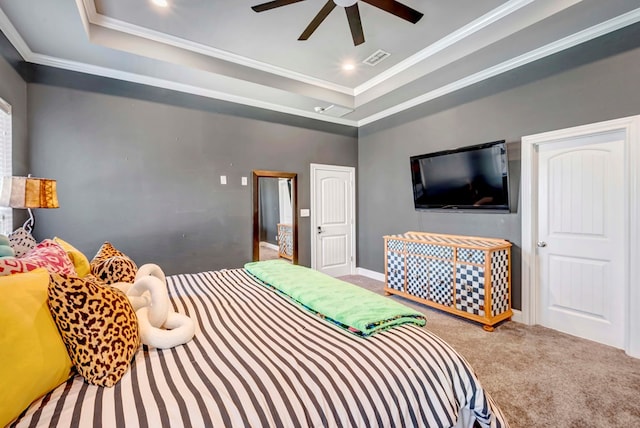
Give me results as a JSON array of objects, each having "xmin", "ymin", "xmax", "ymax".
[{"xmin": 252, "ymin": 170, "xmax": 298, "ymax": 264}]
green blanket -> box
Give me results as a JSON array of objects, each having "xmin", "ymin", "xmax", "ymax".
[{"xmin": 244, "ymin": 260, "xmax": 426, "ymax": 336}]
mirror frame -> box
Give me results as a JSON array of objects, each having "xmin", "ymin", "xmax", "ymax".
[{"xmin": 252, "ymin": 170, "xmax": 298, "ymax": 264}]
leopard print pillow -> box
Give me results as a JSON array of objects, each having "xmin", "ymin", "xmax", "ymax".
[
  {"xmin": 47, "ymin": 273, "xmax": 140, "ymax": 387},
  {"xmin": 8, "ymin": 227, "xmax": 36, "ymax": 257},
  {"xmin": 90, "ymin": 242, "xmax": 137, "ymax": 284}
]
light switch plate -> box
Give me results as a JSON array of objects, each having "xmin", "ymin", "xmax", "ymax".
[
  {"xmin": 241, "ymin": 176, "xmax": 248, "ymax": 186},
  {"xmin": 220, "ymin": 175, "xmax": 227, "ymax": 185},
  {"xmin": 300, "ymin": 209, "xmax": 310, "ymax": 217}
]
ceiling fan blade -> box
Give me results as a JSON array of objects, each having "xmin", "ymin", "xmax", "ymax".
[
  {"xmin": 345, "ymin": 4, "xmax": 365, "ymax": 46},
  {"xmin": 361, "ymin": 0, "xmax": 424, "ymax": 24},
  {"xmin": 251, "ymin": 0, "xmax": 305, "ymax": 13},
  {"xmin": 298, "ymin": 0, "xmax": 336, "ymax": 41}
]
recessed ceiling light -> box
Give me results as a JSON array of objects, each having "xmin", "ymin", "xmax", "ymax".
[
  {"xmin": 151, "ymin": 0, "xmax": 169, "ymax": 8},
  {"xmin": 342, "ymin": 63, "xmax": 355, "ymax": 71}
]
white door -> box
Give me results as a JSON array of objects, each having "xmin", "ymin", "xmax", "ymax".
[
  {"xmin": 310, "ymin": 164, "xmax": 355, "ymax": 277},
  {"xmin": 537, "ymin": 132, "xmax": 626, "ymax": 348}
]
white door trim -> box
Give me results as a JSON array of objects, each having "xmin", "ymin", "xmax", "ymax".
[
  {"xmin": 310, "ymin": 163, "xmax": 356, "ymax": 274},
  {"xmin": 521, "ymin": 115, "xmax": 640, "ymax": 358}
]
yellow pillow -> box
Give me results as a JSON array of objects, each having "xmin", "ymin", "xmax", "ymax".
[
  {"xmin": 0, "ymin": 268, "xmax": 73, "ymax": 427},
  {"xmin": 54, "ymin": 237, "xmax": 91, "ymax": 277}
]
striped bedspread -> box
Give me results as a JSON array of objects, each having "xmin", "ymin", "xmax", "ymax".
[{"xmin": 13, "ymin": 268, "xmax": 508, "ymax": 428}]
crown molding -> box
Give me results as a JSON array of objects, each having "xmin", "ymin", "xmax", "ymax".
[
  {"xmin": 32, "ymin": 51, "xmax": 359, "ymax": 127},
  {"xmin": 0, "ymin": 7, "xmax": 31, "ymax": 60},
  {"xmin": 353, "ymin": 0, "xmax": 535, "ymax": 96},
  {"xmin": 2, "ymin": 3, "xmax": 640, "ymax": 128},
  {"xmin": 80, "ymin": 0, "xmax": 355, "ymax": 96},
  {"xmin": 356, "ymin": 7, "xmax": 640, "ymax": 127},
  {"xmin": 83, "ymin": 0, "xmax": 537, "ymax": 102}
]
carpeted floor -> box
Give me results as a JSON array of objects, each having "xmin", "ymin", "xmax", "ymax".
[{"xmin": 338, "ymin": 274, "xmax": 640, "ymax": 428}]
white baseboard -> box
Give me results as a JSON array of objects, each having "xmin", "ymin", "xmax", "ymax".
[
  {"xmin": 356, "ymin": 266, "xmax": 524, "ymax": 323},
  {"xmin": 356, "ymin": 267, "xmax": 385, "ymax": 282},
  {"xmin": 259, "ymin": 241, "xmax": 279, "ymax": 251},
  {"xmin": 510, "ymin": 309, "xmax": 523, "ymax": 323}
]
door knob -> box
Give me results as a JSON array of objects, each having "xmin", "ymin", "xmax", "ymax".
[
  {"xmin": 317, "ymin": 226, "xmax": 322, "ymax": 234},
  {"xmin": 537, "ymin": 241, "xmax": 547, "ymax": 247}
]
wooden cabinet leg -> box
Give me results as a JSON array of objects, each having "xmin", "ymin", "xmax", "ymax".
[
  {"xmin": 482, "ymin": 324, "xmax": 495, "ymax": 332},
  {"xmin": 384, "ymin": 291, "xmax": 392, "ymax": 296}
]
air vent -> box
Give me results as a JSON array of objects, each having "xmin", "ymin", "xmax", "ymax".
[
  {"xmin": 363, "ymin": 49, "xmax": 390, "ymax": 66},
  {"xmin": 313, "ymin": 105, "xmax": 354, "ymax": 118}
]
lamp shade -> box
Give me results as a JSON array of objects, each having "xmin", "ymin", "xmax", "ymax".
[{"xmin": 0, "ymin": 177, "xmax": 59, "ymax": 209}]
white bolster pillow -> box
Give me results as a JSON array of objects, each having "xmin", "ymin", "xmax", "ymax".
[
  {"xmin": 127, "ymin": 275, "xmax": 169, "ymax": 328},
  {"xmin": 137, "ymin": 307, "xmax": 196, "ymax": 349}
]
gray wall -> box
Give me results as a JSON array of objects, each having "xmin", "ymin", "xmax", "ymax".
[
  {"xmin": 27, "ymin": 83, "xmax": 357, "ymax": 274},
  {"xmin": 0, "ymin": 38, "xmax": 29, "ymax": 227},
  {"xmin": 5, "ymin": 23, "xmax": 640, "ymax": 309},
  {"xmin": 358, "ymin": 35, "xmax": 640, "ymax": 310}
]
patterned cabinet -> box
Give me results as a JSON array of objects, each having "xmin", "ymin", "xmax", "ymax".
[
  {"xmin": 406, "ymin": 255, "xmax": 428, "ymax": 299},
  {"xmin": 277, "ymin": 223, "xmax": 293, "ymax": 260},
  {"xmin": 429, "ymin": 260, "xmax": 454, "ymax": 307},
  {"xmin": 384, "ymin": 232, "xmax": 512, "ymax": 331},
  {"xmin": 386, "ymin": 238, "xmax": 406, "ymax": 292}
]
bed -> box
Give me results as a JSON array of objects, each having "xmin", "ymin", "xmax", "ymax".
[{"xmin": 9, "ymin": 264, "xmax": 508, "ymax": 428}]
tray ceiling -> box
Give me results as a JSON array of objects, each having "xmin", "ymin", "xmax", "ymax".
[{"xmin": 1, "ymin": 0, "xmax": 639, "ymax": 126}]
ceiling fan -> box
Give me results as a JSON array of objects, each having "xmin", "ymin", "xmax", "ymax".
[{"xmin": 251, "ymin": 0, "xmax": 424, "ymax": 46}]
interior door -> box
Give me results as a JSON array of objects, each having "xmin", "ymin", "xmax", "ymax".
[
  {"xmin": 537, "ymin": 132, "xmax": 625, "ymax": 348},
  {"xmin": 311, "ymin": 164, "xmax": 355, "ymax": 277}
]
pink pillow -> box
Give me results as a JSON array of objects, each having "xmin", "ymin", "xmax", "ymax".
[{"xmin": 0, "ymin": 239, "xmax": 77, "ymax": 276}]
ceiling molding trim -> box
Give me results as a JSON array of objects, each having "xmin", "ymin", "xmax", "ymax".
[
  {"xmin": 27, "ymin": 51, "xmax": 358, "ymax": 127},
  {"xmin": 353, "ymin": 0, "xmax": 535, "ymax": 96},
  {"xmin": 83, "ymin": 1, "xmax": 354, "ymax": 96},
  {"xmin": 84, "ymin": 0, "xmax": 536, "ymax": 100},
  {"xmin": 4, "ymin": 4, "xmax": 639, "ymax": 128},
  {"xmin": 0, "ymin": 7, "xmax": 32, "ymax": 60},
  {"xmin": 75, "ymin": 0, "xmax": 93, "ymax": 35},
  {"xmin": 0, "ymin": 5, "xmax": 356, "ymax": 126},
  {"xmin": 357, "ymin": 7, "xmax": 640, "ymax": 127}
]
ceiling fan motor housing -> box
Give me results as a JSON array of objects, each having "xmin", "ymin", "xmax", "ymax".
[{"xmin": 334, "ymin": 0, "xmax": 358, "ymax": 7}]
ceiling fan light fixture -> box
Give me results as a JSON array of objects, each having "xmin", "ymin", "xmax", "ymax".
[
  {"xmin": 333, "ymin": 0, "xmax": 357, "ymax": 7},
  {"xmin": 251, "ymin": 0, "xmax": 422, "ymax": 46}
]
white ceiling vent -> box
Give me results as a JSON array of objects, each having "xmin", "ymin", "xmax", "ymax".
[
  {"xmin": 313, "ymin": 105, "xmax": 354, "ymax": 118},
  {"xmin": 363, "ymin": 49, "xmax": 391, "ymax": 66}
]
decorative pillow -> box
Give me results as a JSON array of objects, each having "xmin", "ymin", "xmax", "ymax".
[
  {"xmin": 0, "ymin": 269, "xmax": 73, "ymax": 427},
  {"xmin": 8, "ymin": 227, "xmax": 36, "ymax": 257},
  {"xmin": 54, "ymin": 237, "xmax": 91, "ymax": 278},
  {"xmin": 0, "ymin": 239, "xmax": 77, "ymax": 277},
  {"xmin": 0, "ymin": 234, "xmax": 15, "ymax": 258},
  {"xmin": 90, "ymin": 242, "xmax": 137, "ymax": 284},
  {"xmin": 48, "ymin": 273, "xmax": 140, "ymax": 387}
]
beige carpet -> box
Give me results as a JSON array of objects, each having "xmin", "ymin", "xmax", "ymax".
[{"xmin": 338, "ymin": 275, "xmax": 640, "ymax": 428}]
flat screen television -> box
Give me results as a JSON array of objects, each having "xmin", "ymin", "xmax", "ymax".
[{"xmin": 410, "ymin": 140, "xmax": 510, "ymax": 211}]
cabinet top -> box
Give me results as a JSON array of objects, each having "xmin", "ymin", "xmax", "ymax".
[{"xmin": 384, "ymin": 231, "xmax": 511, "ymax": 250}]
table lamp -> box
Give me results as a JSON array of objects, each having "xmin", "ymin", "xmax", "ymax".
[{"xmin": 0, "ymin": 176, "xmax": 59, "ymax": 233}]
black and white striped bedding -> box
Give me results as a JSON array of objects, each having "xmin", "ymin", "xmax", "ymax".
[{"xmin": 13, "ymin": 268, "xmax": 508, "ymax": 428}]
